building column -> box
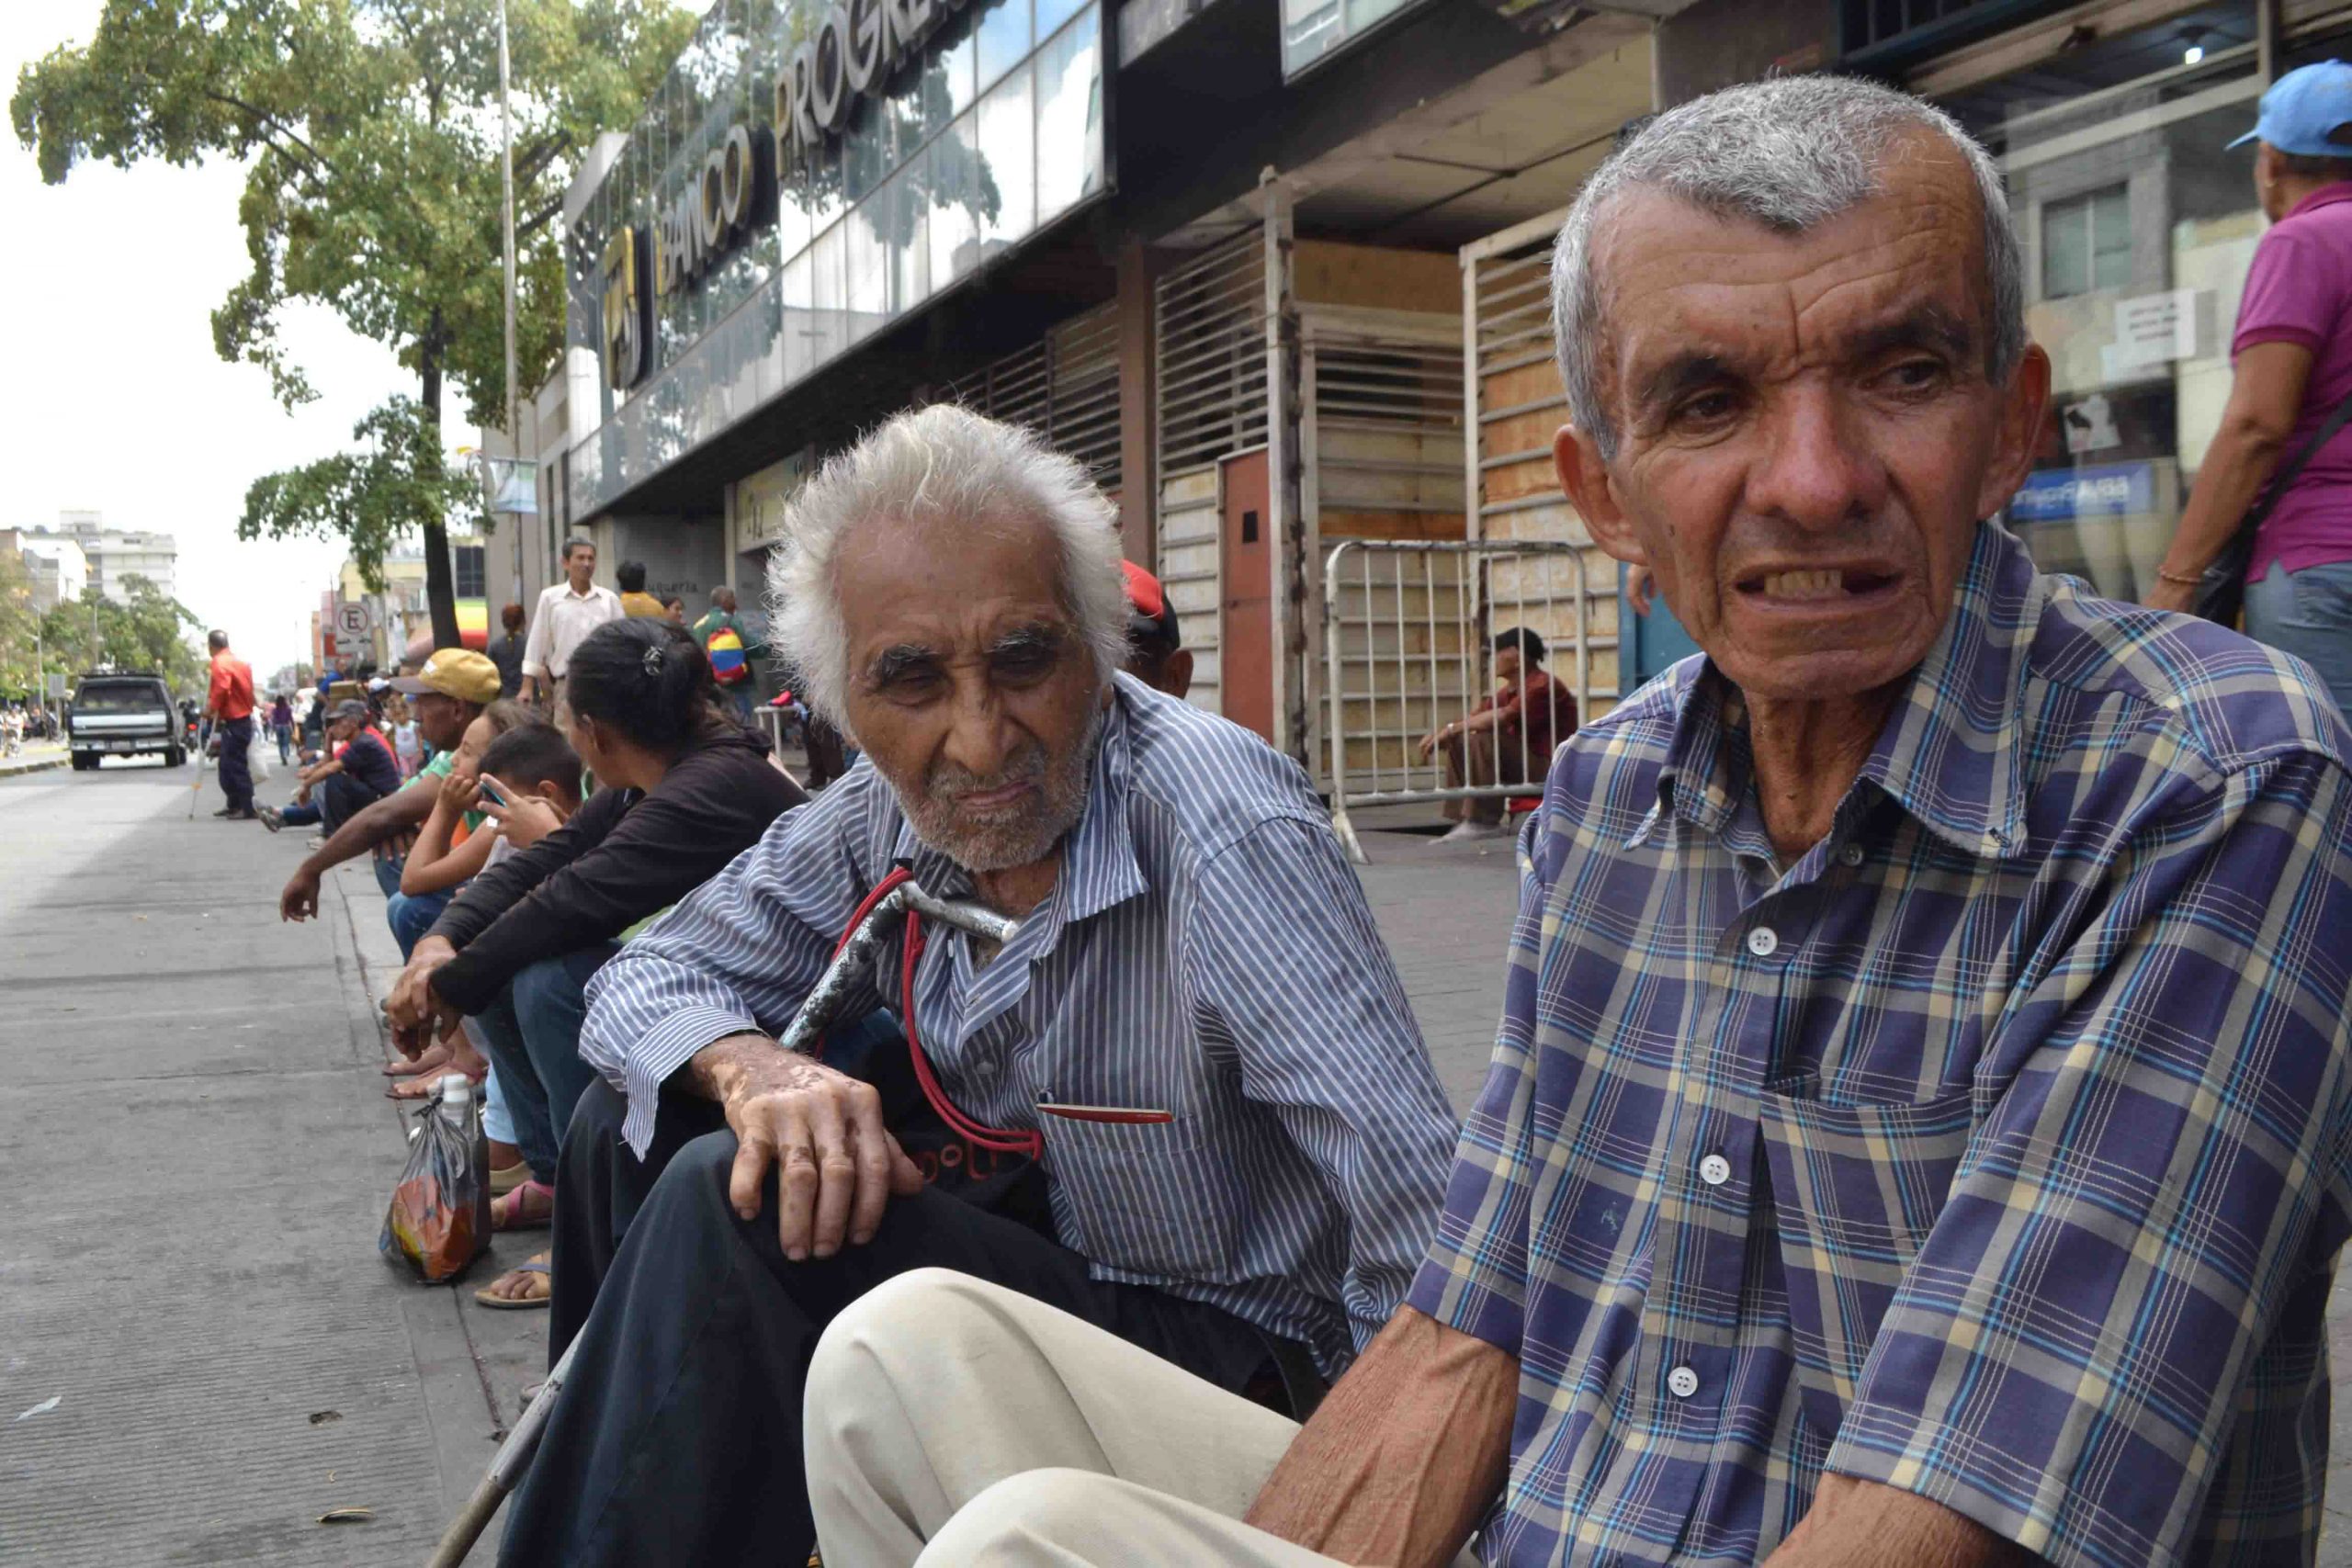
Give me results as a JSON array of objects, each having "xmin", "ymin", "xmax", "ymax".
[{"xmin": 1115, "ymin": 240, "xmax": 1158, "ymax": 565}]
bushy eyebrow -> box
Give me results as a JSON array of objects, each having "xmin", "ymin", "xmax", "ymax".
[
  {"xmin": 860, "ymin": 623, "xmax": 1069, "ymax": 688},
  {"xmin": 865, "ymin": 644, "xmax": 940, "ymax": 687}
]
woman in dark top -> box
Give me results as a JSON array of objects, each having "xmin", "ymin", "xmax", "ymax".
[{"xmin": 385, "ymin": 617, "xmax": 806, "ymax": 1308}]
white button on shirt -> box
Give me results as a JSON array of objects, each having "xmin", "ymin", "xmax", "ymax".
[
  {"xmin": 1838, "ymin": 842, "xmax": 1866, "ymax": 868},
  {"xmin": 1699, "ymin": 1153, "xmax": 1732, "ymax": 1187},
  {"xmin": 1668, "ymin": 1366, "xmax": 1701, "ymax": 1399},
  {"xmin": 1745, "ymin": 926, "xmax": 1779, "ymax": 958}
]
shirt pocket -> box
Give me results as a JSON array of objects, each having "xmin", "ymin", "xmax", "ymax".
[
  {"xmin": 1037, "ymin": 1111, "xmax": 1238, "ymax": 1280},
  {"xmin": 1755, "ymin": 1083, "xmax": 1974, "ymax": 1441}
]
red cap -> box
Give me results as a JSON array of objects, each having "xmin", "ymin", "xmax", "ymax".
[{"xmin": 1121, "ymin": 558, "xmax": 1167, "ymax": 620}]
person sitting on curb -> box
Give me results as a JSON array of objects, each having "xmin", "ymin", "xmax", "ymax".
[
  {"xmin": 271, "ymin": 649, "xmax": 503, "ymax": 974},
  {"xmin": 267, "ymin": 700, "xmax": 400, "ymax": 837},
  {"xmin": 424, "ymin": 718, "xmax": 593, "ymax": 1312},
  {"xmin": 802, "ymin": 76, "xmax": 2352, "ymax": 1568},
  {"xmin": 1414, "ymin": 626, "xmax": 1577, "ymax": 844},
  {"xmin": 381, "ymin": 619, "xmax": 805, "ymax": 1277},
  {"xmin": 483, "ymin": 405, "xmax": 1461, "ymax": 1568},
  {"xmin": 1119, "ymin": 559, "xmax": 1193, "ymax": 699}
]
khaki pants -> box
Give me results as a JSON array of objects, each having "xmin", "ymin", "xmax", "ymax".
[
  {"xmin": 1439, "ymin": 727, "xmax": 1540, "ymax": 825},
  {"xmin": 807, "ymin": 1269, "xmax": 1479, "ymax": 1567}
]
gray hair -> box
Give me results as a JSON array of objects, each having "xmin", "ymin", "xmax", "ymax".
[
  {"xmin": 767, "ymin": 403, "xmax": 1128, "ymax": 728},
  {"xmin": 1554, "ymin": 75, "xmax": 2024, "ymax": 458}
]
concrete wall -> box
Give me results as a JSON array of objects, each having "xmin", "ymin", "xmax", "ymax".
[{"xmin": 606, "ymin": 514, "xmax": 727, "ymax": 611}]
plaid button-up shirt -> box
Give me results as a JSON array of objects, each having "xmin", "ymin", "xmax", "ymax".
[{"xmin": 1409, "ymin": 524, "xmax": 2352, "ymax": 1567}]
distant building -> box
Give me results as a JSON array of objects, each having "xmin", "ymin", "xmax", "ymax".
[
  {"xmin": 36, "ymin": 511, "xmax": 177, "ymax": 604},
  {"xmin": 0, "ymin": 528, "xmax": 89, "ymax": 612}
]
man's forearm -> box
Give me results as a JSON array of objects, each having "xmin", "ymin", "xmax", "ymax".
[
  {"xmin": 1244, "ymin": 1307, "xmax": 1515, "ymax": 1567},
  {"xmin": 1766, "ymin": 1474, "xmax": 2033, "ymax": 1568},
  {"xmin": 299, "ymin": 786, "xmax": 433, "ymax": 877},
  {"xmin": 2162, "ymin": 421, "xmax": 2287, "ymax": 579}
]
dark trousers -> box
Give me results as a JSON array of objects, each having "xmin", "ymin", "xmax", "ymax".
[
  {"xmin": 384, "ymin": 886, "xmax": 453, "ymax": 961},
  {"xmin": 215, "ymin": 716, "xmax": 254, "ymax": 810},
  {"xmin": 501, "ymin": 1080, "xmax": 1277, "ymax": 1568},
  {"xmin": 469, "ymin": 945, "xmax": 616, "ymax": 1182},
  {"xmin": 317, "ymin": 771, "xmax": 388, "ymax": 834}
]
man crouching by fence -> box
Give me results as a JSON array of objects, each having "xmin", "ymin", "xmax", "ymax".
[{"xmin": 492, "ymin": 403, "xmax": 1460, "ymax": 1567}]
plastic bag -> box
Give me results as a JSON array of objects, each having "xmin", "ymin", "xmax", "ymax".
[
  {"xmin": 248, "ymin": 731, "xmax": 272, "ymax": 784},
  {"xmin": 380, "ymin": 1076, "xmax": 492, "ymax": 1283}
]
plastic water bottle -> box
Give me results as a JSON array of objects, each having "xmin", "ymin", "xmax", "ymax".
[{"xmin": 438, "ymin": 1074, "xmax": 473, "ymax": 1125}]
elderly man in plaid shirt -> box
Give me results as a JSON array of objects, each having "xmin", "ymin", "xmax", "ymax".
[{"xmin": 797, "ymin": 77, "xmax": 2352, "ymax": 1568}]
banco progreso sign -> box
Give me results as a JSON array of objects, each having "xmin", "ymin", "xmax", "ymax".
[{"xmin": 600, "ymin": 0, "xmax": 981, "ymax": 393}]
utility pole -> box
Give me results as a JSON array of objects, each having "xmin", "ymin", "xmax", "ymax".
[{"xmin": 497, "ymin": 0, "xmax": 525, "ymax": 602}]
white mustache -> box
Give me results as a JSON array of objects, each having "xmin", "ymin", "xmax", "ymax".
[{"xmin": 930, "ymin": 743, "xmax": 1047, "ymax": 805}]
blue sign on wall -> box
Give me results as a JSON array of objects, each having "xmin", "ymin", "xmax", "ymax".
[{"xmin": 2011, "ymin": 462, "xmax": 2156, "ymax": 522}]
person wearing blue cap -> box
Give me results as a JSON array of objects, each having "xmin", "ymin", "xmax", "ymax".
[{"xmin": 2151, "ymin": 60, "xmax": 2352, "ymax": 715}]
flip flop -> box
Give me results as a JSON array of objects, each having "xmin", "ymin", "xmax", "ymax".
[
  {"xmin": 473, "ymin": 1258, "xmax": 550, "ymax": 1312},
  {"xmin": 492, "ymin": 1179, "xmax": 555, "ymax": 1232},
  {"xmin": 490, "ymin": 1161, "xmax": 530, "ymax": 1199}
]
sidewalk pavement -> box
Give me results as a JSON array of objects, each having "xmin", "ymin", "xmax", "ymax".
[{"xmin": 0, "ymin": 739, "xmax": 66, "ymax": 777}]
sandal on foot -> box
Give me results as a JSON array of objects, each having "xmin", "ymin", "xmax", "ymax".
[
  {"xmin": 473, "ymin": 1258, "xmax": 551, "ymax": 1311},
  {"xmin": 492, "ymin": 1179, "xmax": 555, "ymax": 1232},
  {"xmin": 384, "ymin": 1045, "xmax": 451, "ymax": 1077},
  {"xmin": 490, "ymin": 1161, "xmax": 530, "ymax": 1199}
]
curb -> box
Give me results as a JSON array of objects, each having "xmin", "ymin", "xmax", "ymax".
[{"xmin": 0, "ymin": 755, "xmax": 66, "ymax": 778}]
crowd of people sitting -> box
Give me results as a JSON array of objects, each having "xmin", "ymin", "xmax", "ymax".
[{"xmin": 243, "ymin": 75, "xmax": 2352, "ymax": 1568}]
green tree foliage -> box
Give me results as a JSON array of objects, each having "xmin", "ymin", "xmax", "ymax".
[
  {"xmin": 40, "ymin": 578, "xmax": 208, "ymax": 694},
  {"xmin": 0, "ymin": 552, "xmax": 45, "ymax": 698},
  {"xmin": 13, "ymin": 0, "xmax": 695, "ymax": 642},
  {"xmin": 243, "ymin": 398, "xmax": 479, "ymax": 591}
]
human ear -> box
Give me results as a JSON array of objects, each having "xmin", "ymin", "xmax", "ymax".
[
  {"xmin": 1556, "ymin": 423, "xmax": 1647, "ymax": 570},
  {"xmin": 1978, "ymin": 343, "xmax": 2052, "ymax": 520}
]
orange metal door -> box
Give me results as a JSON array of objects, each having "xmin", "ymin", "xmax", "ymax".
[{"xmin": 1219, "ymin": 450, "xmax": 1273, "ymax": 741}]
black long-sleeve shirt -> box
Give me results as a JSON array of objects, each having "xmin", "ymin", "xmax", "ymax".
[{"xmin": 426, "ymin": 724, "xmax": 805, "ymax": 1015}]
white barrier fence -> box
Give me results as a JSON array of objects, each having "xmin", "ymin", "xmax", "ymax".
[{"xmin": 1322, "ymin": 537, "xmax": 1595, "ymax": 862}]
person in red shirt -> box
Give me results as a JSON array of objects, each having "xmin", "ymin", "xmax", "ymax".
[
  {"xmin": 1416, "ymin": 626, "xmax": 1578, "ymax": 840},
  {"xmin": 204, "ymin": 628, "xmax": 258, "ymax": 820}
]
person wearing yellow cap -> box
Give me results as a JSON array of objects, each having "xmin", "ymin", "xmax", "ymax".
[{"xmin": 271, "ymin": 648, "xmax": 507, "ymax": 967}]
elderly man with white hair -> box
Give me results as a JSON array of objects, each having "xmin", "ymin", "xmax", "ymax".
[
  {"xmin": 799, "ymin": 75, "xmax": 2352, "ymax": 1568},
  {"xmin": 492, "ymin": 403, "xmax": 1460, "ymax": 1567}
]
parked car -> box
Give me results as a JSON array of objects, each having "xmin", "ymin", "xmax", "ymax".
[{"xmin": 65, "ymin": 671, "xmax": 184, "ymax": 770}]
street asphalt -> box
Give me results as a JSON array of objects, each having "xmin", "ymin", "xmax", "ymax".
[{"xmin": 3, "ymin": 755, "xmax": 2347, "ymax": 1563}]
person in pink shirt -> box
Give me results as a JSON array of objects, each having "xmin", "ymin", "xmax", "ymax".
[{"xmin": 2152, "ymin": 60, "xmax": 2352, "ymax": 716}]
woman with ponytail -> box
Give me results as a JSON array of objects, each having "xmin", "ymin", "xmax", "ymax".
[{"xmin": 384, "ymin": 616, "xmax": 806, "ymax": 1310}]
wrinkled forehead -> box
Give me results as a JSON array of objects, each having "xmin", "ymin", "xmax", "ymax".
[
  {"xmin": 1593, "ymin": 140, "xmax": 1991, "ymax": 389},
  {"xmin": 837, "ymin": 508, "xmax": 1072, "ymax": 643}
]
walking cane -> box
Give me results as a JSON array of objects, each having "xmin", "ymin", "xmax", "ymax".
[
  {"xmin": 423, "ymin": 874, "xmax": 1019, "ymax": 1566},
  {"xmin": 185, "ymin": 729, "xmax": 210, "ymax": 820}
]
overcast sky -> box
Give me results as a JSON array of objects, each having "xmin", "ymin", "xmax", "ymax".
[{"xmin": 4, "ymin": 4, "xmax": 460, "ymax": 678}]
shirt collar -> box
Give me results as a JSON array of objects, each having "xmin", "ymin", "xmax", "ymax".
[
  {"xmin": 2287, "ymin": 183, "xmax": 2352, "ymax": 220},
  {"xmin": 884, "ymin": 679, "xmax": 1148, "ymax": 927},
  {"xmin": 1637, "ymin": 524, "xmax": 2038, "ymax": 863}
]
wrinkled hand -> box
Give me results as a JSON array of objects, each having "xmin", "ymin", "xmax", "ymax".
[
  {"xmin": 385, "ymin": 937, "xmax": 462, "ymax": 1059},
  {"xmin": 279, "ymin": 866, "xmax": 321, "ymax": 922},
  {"xmin": 694, "ymin": 1035, "xmax": 924, "ymax": 1261},
  {"xmin": 2144, "ymin": 578, "xmax": 2198, "ymax": 615}
]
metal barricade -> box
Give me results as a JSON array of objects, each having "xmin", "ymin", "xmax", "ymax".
[{"xmin": 1322, "ymin": 537, "xmax": 1592, "ymax": 863}]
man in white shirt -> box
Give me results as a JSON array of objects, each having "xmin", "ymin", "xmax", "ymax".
[{"xmin": 520, "ymin": 537, "xmax": 623, "ymax": 704}]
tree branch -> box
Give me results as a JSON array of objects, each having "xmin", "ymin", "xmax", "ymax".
[
  {"xmin": 516, "ymin": 193, "xmax": 565, "ymax": 239},
  {"xmin": 201, "ymin": 90, "xmax": 338, "ymax": 180}
]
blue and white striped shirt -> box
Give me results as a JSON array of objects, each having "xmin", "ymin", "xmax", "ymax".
[{"xmin": 579, "ymin": 674, "xmax": 1460, "ymax": 1371}]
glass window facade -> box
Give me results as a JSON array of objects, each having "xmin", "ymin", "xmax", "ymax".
[
  {"xmin": 1281, "ymin": 0, "xmax": 1429, "ymax": 76},
  {"xmin": 1937, "ymin": 2, "xmax": 2269, "ymax": 604},
  {"xmin": 566, "ymin": 0, "xmax": 1106, "ymax": 518}
]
